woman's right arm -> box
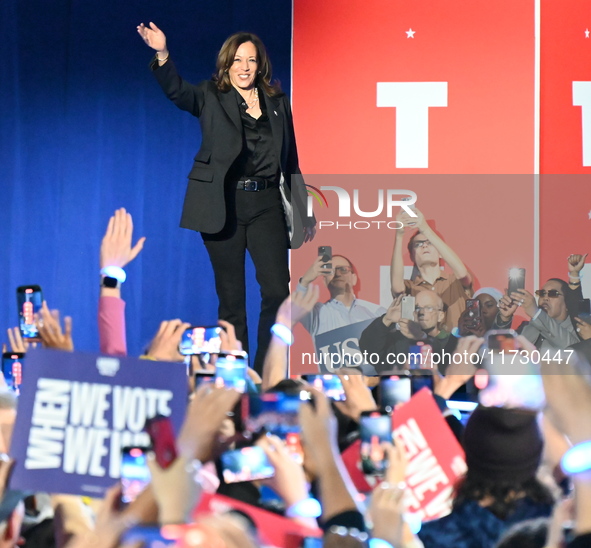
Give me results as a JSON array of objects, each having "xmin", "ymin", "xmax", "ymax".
[
  {"xmin": 137, "ymin": 22, "xmax": 168, "ymax": 62},
  {"xmin": 137, "ymin": 22, "xmax": 206, "ymax": 116}
]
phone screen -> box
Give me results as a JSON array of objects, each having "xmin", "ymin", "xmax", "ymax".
[
  {"xmin": 306, "ymin": 375, "xmax": 346, "ymax": 401},
  {"xmin": 379, "ymin": 376, "xmax": 411, "ymax": 412},
  {"xmin": 220, "ymin": 446, "xmax": 275, "ymax": 483},
  {"xmin": 410, "ymin": 374, "xmax": 434, "ymax": 394},
  {"xmin": 179, "ymin": 326, "xmax": 222, "ymax": 356},
  {"xmin": 246, "ymin": 391, "xmax": 310, "ymax": 436},
  {"xmin": 285, "ymin": 432, "xmax": 304, "ymax": 465},
  {"xmin": 508, "ymin": 268, "xmax": 526, "ymax": 294},
  {"xmin": 215, "ymin": 352, "xmax": 248, "ymax": 393},
  {"xmin": 120, "ymin": 446, "xmax": 151, "ymax": 505},
  {"xmin": 408, "ymin": 343, "xmax": 433, "ymax": 370},
  {"xmin": 194, "ymin": 372, "xmax": 215, "ymax": 390},
  {"xmin": 579, "ymin": 299, "xmax": 591, "ymax": 323},
  {"xmin": 16, "ymin": 285, "xmax": 43, "ymax": 339},
  {"xmin": 1, "ymin": 353, "xmax": 24, "ymax": 394},
  {"xmin": 360, "ymin": 412, "xmax": 391, "ymax": 475}
]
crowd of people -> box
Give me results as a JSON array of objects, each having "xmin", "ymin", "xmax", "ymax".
[
  {"xmin": 0, "ymin": 204, "xmax": 589, "ymax": 548},
  {"xmin": 1, "ymin": 19, "xmax": 590, "ymax": 548}
]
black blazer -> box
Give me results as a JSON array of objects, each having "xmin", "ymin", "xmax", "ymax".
[{"xmin": 152, "ymin": 58, "xmax": 313, "ymax": 248}]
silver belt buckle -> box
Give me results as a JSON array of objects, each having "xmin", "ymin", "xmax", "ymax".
[{"xmin": 243, "ymin": 179, "xmax": 259, "ymax": 191}]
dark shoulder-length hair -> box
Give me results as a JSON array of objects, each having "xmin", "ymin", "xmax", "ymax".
[
  {"xmin": 213, "ymin": 32, "xmax": 282, "ymax": 96},
  {"xmin": 453, "ymin": 473, "xmax": 554, "ymax": 520},
  {"xmin": 547, "ymin": 278, "xmax": 579, "ymax": 330}
]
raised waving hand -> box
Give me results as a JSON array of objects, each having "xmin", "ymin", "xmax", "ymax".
[{"xmin": 137, "ymin": 22, "xmax": 168, "ymax": 54}]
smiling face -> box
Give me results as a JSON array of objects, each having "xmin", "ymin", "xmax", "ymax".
[
  {"xmin": 228, "ymin": 41, "xmax": 258, "ymax": 91},
  {"xmin": 538, "ymin": 280, "xmax": 568, "ymax": 322}
]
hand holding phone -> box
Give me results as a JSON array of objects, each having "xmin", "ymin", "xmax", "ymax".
[
  {"xmin": 16, "ymin": 285, "xmax": 43, "ymax": 340},
  {"xmin": 359, "ymin": 411, "xmax": 391, "ymax": 475},
  {"xmin": 379, "ymin": 376, "xmax": 411, "ymax": 412},
  {"xmin": 2, "ymin": 353, "xmax": 24, "ymax": 394},
  {"xmin": 220, "ymin": 446, "xmax": 275, "ymax": 483},
  {"xmin": 179, "ymin": 326, "xmax": 222, "ymax": 356},
  {"xmin": 465, "ymin": 299, "xmax": 482, "ymax": 329},
  {"xmin": 120, "ymin": 446, "xmax": 151, "ymax": 506},
  {"xmin": 318, "ymin": 246, "xmax": 332, "ymax": 271},
  {"xmin": 215, "ymin": 352, "xmax": 248, "ymax": 393},
  {"xmin": 578, "ymin": 299, "xmax": 591, "ymax": 324},
  {"xmin": 246, "ymin": 391, "xmax": 311, "ymax": 436},
  {"xmin": 144, "ymin": 415, "xmax": 177, "ymax": 469},
  {"xmin": 401, "ymin": 296, "xmax": 415, "ymax": 320},
  {"xmin": 305, "ymin": 375, "xmax": 346, "ymax": 401}
]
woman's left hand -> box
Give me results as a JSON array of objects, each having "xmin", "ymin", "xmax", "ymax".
[{"xmin": 303, "ymin": 225, "xmax": 316, "ymax": 243}]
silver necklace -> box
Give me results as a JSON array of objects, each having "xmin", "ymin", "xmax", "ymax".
[{"xmin": 244, "ymin": 88, "xmax": 259, "ymax": 109}]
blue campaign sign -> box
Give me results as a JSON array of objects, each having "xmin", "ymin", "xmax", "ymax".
[
  {"xmin": 9, "ymin": 348, "xmax": 187, "ymax": 497},
  {"xmin": 312, "ymin": 319, "xmax": 376, "ymax": 374}
]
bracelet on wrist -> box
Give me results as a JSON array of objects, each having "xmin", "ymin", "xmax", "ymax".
[
  {"xmin": 561, "ymin": 440, "xmax": 591, "ymax": 475},
  {"xmin": 271, "ymin": 323, "xmax": 293, "ymax": 346},
  {"xmin": 328, "ymin": 526, "xmax": 369, "ymax": 542},
  {"xmin": 100, "ymin": 266, "xmax": 126, "ymax": 283},
  {"xmin": 369, "ymin": 539, "xmax": 395, "ymax": 548},
  {"xmin": 157, "ymin": 52, "xmax": 169, "ymax": 62}
]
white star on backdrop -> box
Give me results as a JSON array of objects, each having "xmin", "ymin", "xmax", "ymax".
[
  {"xmin": 406, "ymin": 29, "xmax": 415, "ymax": 38},
  {"xmin": 588, "ymin": 210, "xmax": 591, "ymax": 219},
  {"xmin": 586, "ymin": 28, "xmax": 590, "ymax": 38}
]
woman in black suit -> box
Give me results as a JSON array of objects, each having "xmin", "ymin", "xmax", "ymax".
[{"xmin": 137, "ymin": 22, "xmax": 315, "ymax": 372}]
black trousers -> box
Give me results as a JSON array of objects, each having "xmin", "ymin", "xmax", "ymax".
[{"xmin": 202, "ymin": 185, "xmax": 290, "ymax": 375}]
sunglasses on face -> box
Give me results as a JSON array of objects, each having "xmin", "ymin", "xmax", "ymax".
[
  {"xmin": 412, "ymin": 240, "xmax": 432, "ymax": 249},
  {"xmin": 534, "ymin": 290, "xmax": 563, "ymax": 298},
  {"xmin": 333, "ymin": 266, "xmax": 353, "ymax": 275}
]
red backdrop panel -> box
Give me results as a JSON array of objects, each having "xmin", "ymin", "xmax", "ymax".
[
  {"xmin": 540, "ymin": 1, "xmax": 591, "ymax": 292},
  {"xmin": 292, "ymin": 0, "xmax": 535, "ymax": 174},
  {"xmin": 539, "ymin": 176, "xmax": 591, "ymax": 285},
  {"xmin": 540, "ymin": 0, "xmax": 591, "ymax": 173},
  {"xmin": 290, "ymin": 176, "xmax": 535, "ymax": 374}
]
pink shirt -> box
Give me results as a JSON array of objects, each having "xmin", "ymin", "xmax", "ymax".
[{"xmin": 98, "ymin": 296, "xmax": 127, "ymax": 356}]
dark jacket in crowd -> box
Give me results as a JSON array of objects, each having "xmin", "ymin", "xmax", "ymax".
[
  {"xmin": 359, "ymin": 315, "xmax": 459, "ymax": 374},
  {"xmin": 418, "ymin": 497, "xmax": 553, "ymax": 548}
]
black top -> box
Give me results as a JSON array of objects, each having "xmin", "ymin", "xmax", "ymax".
[
  {"xmin": 359, "ymin": 315, "xmax": 459, "ymax": 374},
  {"xmin": 230, "ymin": 87, "xmax": 280, "ymax": 182}
]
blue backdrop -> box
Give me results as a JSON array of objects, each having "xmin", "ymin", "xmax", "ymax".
[{"xmin": 0, "ymin": 1, "xmax": 292, "ymax": 357}]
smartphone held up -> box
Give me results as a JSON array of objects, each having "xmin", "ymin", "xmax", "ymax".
[{"xmin": 16, "ymin": 285, "xmax": 43, "ymax": 340}]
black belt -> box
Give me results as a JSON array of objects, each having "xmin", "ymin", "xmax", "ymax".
[{"xmin": 236, "ymin": 178, "xmax": 278, "ymax": 191}]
